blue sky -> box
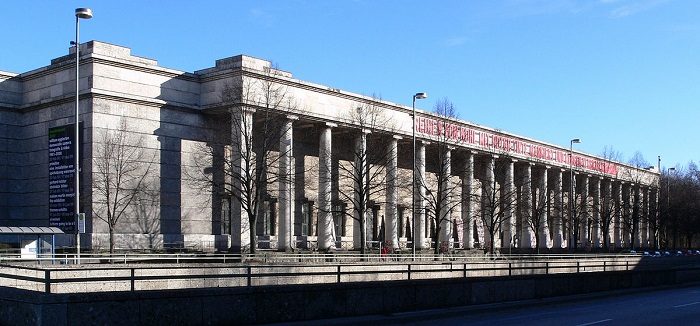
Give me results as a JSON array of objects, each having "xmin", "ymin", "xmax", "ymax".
[{"xmin": 2, "ymin": 0, "xmax": 698, "ymax": 169}]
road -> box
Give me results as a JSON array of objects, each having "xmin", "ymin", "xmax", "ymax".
[{"xmin": 291, "ymin": 285, "xmax": 700, "ymax": 325}]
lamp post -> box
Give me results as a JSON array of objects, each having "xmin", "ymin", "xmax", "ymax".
[
  {"xmin": 569, "ymin": 138, "xmax": 581, "ymax": 252},
  {"xmin": 656, "ymin": 156, "xmax": 661, "ymax": 249},
  {"xmin": 412, "ymin": 92, "xmax": 427, "ymax": 258},
  {"xmin": 74, "ymin": 7, "xmax": 92, "ymax": 264}
]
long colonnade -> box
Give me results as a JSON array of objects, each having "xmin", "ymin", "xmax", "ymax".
[{"xmin": 230, "ymin": 111, "xmax": 659, "ymax": 252}]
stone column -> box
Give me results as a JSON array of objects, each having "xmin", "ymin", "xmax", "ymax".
[
  {"xmin": 552, "ymin": 169, "xmax": 564, "ymax": 248},
  {"xmin": 483, "ymin": 155, "xmax": 497, "ymax": 249},
  {"xmin": 635, "ymin": 186, "xmax": 643, "ymax": 248},
  {"xmin": 278, "ymin": 115, "xmax": 297, "ymax": 252},
  {"xmin": 614, "ymin": 182, "xmax": 623, "ymax": 248},
  {"xmin": 537, "ymin": 166, "xmax": 550, "ymax": 249},
  {"xmin": 650, "ymin": 187, "xmax": 658, "ymax": 249},
  {"xmin": 591, "ymin": 177, "xmax": 601, "ymax": 249},
  {"xmin": 502, "ymin": 159, "xmax": 516, "ymax": 249},
  {"xmin": 353, "ymin": 130, "xmax": 370, "ymax": 250},
  {"xmin": 475, "ymin": 185, "xmax": 485, "ymax": 245},
  {"xmin": 230, "ymin": 108, "xmax": 254, "ymax": 252},
  {"xmin": 568, "ymin": 172, "xmax": 577, "ymax": 249},
  {"xmin": 415, "ymin": 141, "xmax": 428, "ymax": 249},
  {"xmin": 622, "ymin": 183, "xmax": 631, "ymax": 247},
  {"xmin": 462, "ymin": 152, "xmax": 475, "ymax": 249},
  {"xmin": 519, "ymin": 163, "xmax": 534, "ymax": 249},
  {"xmin": 385, "ymin": 135, "xmax": 401, "ymax": 249},
  {"xmin": 603, "ymin": 179, "xmax": 613, "ymax": 248},
  {"xmin": 317, "ymin": 123, "xmax": 336, "ymax": 250},
  {"xmin": 439, "ymin": 147, "xmax": 453, "ymax": 248},
  {"xmin": 641, "ymin": 188, "xmax": 651, "ymax": 248},
  {"xmin": 578, "ymin": 175, "xmax": 590, "ymax": 247}
]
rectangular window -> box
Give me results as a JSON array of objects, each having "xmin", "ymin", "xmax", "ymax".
[
  {"xmin": 301, "ymin": 202, "xmax": 310, "ymax": 236},
  {"xmin": 332, "ymin": 203, "xmax": 346, "ymax": 237}
]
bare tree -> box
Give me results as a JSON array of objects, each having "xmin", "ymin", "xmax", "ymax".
[
  {"xmin": 663, "ymin": 163, "xmax": 700, "ymax": 249},
  {"xmin": 334, "ymin": 99, "xmax": 397, "ymax": 255},
  {"xmin": 521, "ymin": 167, "xmax": 549, "ymax": 252},
  {"xmin": 417, "ymin": 98, "xmax": 463, "ymax": 254},
  {"xmin": 596, "ymin": 146, "xmax": 624, "ymax": 251},
  {"xmin": 623, "ymin": 151, "xmax": 651, "ymax": 249},
  {"xmin": 92, "ymin": 120, "xmax": 155, "ymax": 254},
  {"xmin": 472, "ymin": 159, "xmax": 520, "ymax": 255},
  {"xmin": 186, "ymin": 67, "xmax": 298, "ymax": 254}
]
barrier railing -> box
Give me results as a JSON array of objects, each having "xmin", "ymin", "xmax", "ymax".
[
  {"xmin": 0, "ymin": 252, "xmax": 647, "ymax": 265},
  {"xmin": 0, "ymin": 252, "xmax": 649, "ymax": 264},
  {"xmin": 1, "ymin": 256, "xmax": 697, "ymax": 294}
]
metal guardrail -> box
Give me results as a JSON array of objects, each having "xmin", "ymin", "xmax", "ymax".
[
  {"xmin": 0, "ymin": 252, "xmax": 647, "ymax": 265},
  {"xmin": 1, "ymin": 256, "xmax": 696, "ymax": 294}
]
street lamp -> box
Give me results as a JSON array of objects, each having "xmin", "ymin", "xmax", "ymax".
[
  {"xmin": 569, "ymin": 138, "xmax": 581, "ymax": 252},
  {"xmin": 412, "ymin": 92, "xmax": 427, "ymax": 258},
  {"xmin": 74, "ymin": 7, "xmax": 92, "ymax": 264}
]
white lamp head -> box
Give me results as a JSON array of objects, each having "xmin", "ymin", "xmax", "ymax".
[{"xmin": 75, "ymin": 8, "xmax": 93, "ymax": 19}]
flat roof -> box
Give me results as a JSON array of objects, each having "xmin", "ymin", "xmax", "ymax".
[{"xmin": 0, "ymin": 227, "xmax": 65, "ymax": 235}]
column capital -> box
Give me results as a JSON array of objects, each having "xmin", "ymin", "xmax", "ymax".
[
  {"xmin": 418, "ymin": 140, "xmax": 431, "ymax": 146},
  {"xmin": 239, "ymin": 106, "xmax": 257, "ymax": 114},
  {"xmin": 324, "ymin": 122, "xmax": 338, "ymax": 128},
  {"xmin": 360, "ymin": 128, "xmax": 371, "ymax": 134},
  {"xmin": 286, "ymin": 114, "xmax": 299, "ymax": 121},
  {"xmin": 392, "ymin": 135, "xmax": 403, "ymax": 140}
]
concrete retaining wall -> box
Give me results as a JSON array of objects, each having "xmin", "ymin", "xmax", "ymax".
[{"xmin": 0, "ymin": 267, "xmax": 698, "ymax": 325}]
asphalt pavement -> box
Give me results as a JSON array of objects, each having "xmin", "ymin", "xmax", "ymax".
[{"xmin": 282, "ymin": 284, "xmax": 700, "ymax": 325}]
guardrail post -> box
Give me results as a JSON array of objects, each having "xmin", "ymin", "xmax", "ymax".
[
  {"xmin": 509, "ymin": 263, "xmax": 512, "ymax": 276},
  {"xmin": 247, "ymin": 266, "xmax": 252, "ymax": 287},
  {"xmin": 463, "ymin": 263, "xmax": 467, "ymax": 278},
  {"xmin": 337, "ymin": 265, "xmax": 341, "ymax": 283},
  {"xmin": 408, "ymin": 264, "xmax": 412, "ymax": 280},
  {"xmin": 626, "ymin": 261, "xmax": 629, "ymax": 271},
  {"xmin": 130, "ymin": 268, "xmax": 135, "ymax": 291},
  {"xmin": 44, "ymin": 270, "xmax": 51, "ymax": 294},
  {"xmin": 545, "ymin": 262, "xmax": 549, "ymax": 275},
  {"xmin": 577, "ymin": 261, "xmax": 580, "ymax": 273},
  {"xmin": 603, "ymin": 261, "xmax": 606, "ymax": 272}
]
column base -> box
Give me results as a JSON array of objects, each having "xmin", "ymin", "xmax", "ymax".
[
  {"xmin": 335, "ymin": 236, "xmax": 353, "ymax": 250},
  {"xmin": 256, "ymin": 235, "xmax": 278, "ymax": 249},
  {"xmin": 296, "ymin": 236, "xmax": 317, "ymax": 250}
]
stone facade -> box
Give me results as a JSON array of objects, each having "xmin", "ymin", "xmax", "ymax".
[{"xmin": 0, "ymin": 41, "xmax": 660, "ymax": 252}]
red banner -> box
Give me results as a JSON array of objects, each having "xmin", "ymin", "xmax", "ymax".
[{"xmin": 416, "ymin": 116, "xmax": 617, "ymax": 175}]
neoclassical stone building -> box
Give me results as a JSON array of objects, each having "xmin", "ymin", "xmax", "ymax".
[{"xmin": 0, "ymin": 41, "xmax": 659, "ymax": 252}]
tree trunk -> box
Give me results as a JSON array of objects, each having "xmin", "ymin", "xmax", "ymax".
[
  {"xmin": 249, "ymin": 216, "xmax": 257, "ymax": 254},
  {"xmin": 433, "ymin": 226, "xmax": 441, "ymax": 255},
  {"xmin": 109, "ymin": 225, "xmax": 115, "ymax": 255}
]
